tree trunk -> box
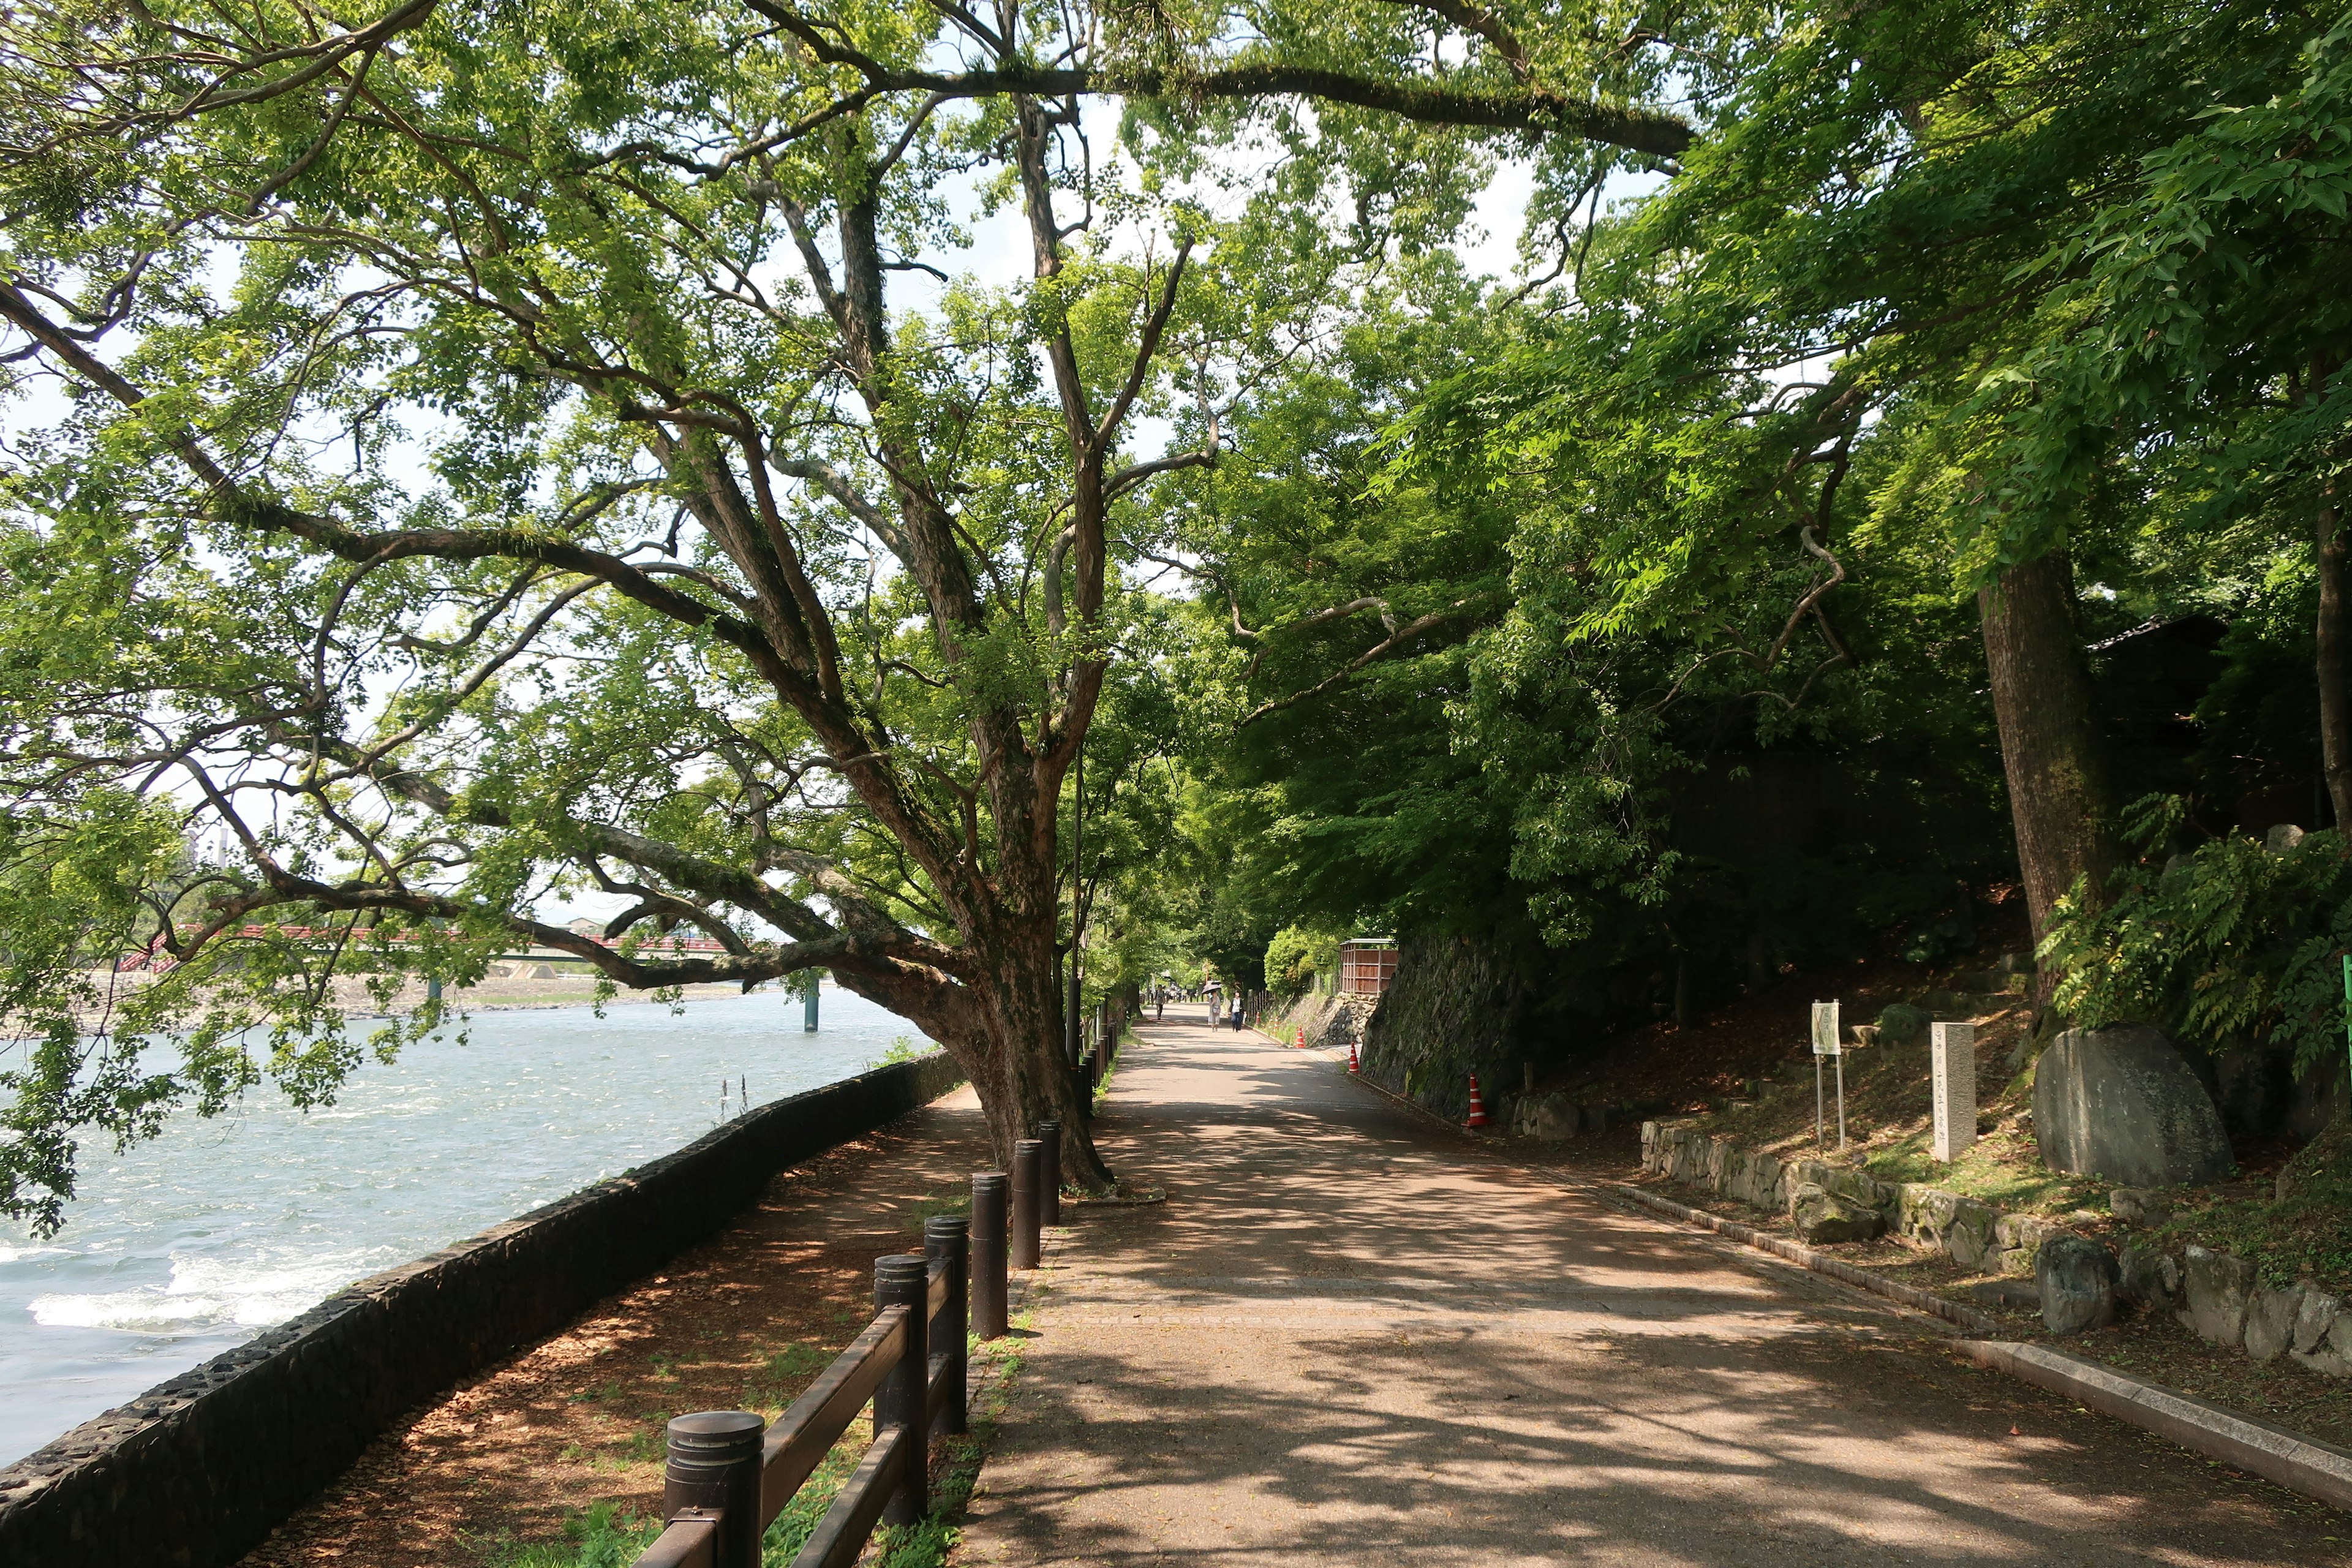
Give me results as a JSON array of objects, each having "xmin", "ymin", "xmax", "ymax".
[
  {"xmin": 967, "ymin": 917, "xmax": 1115, "ymax": 1191},
  {"xmin": 2318, "ymin": 474, "xmax": 2352, "ymax": 829},
  {"xmin": 1979, "ymin": 549, "xmax": 2118, "ymax": 1009}
]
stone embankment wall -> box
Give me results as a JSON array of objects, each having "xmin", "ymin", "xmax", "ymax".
[
  {"xmin": 1360, "ymin": 933, "xmax": 1543, "ymax": 1121},
  {"xmin": 1642, "ymin": 1118, "xmax": 2352, "ymax": 1382},
  {"xmin": 0, "ymin": 1052, "xmax": 967, "ymax": 1568},
  {"xmin": 1267, "ymin": 990, "xmax": 1376, "ymax": 1050}
]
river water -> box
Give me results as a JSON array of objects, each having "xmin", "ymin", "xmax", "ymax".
[{"xmin": 0, "ymin": 984, "xmax": 928, "ymax": 1466}]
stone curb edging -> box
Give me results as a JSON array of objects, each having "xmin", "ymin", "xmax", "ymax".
[
  {"xmin": 1594, "ymin": 1171, "xmax": 2352, "ymax": 1517},
  {"xmin": 1599, "ymin": 1180, "xmax": 2002, "ymax": 1336},
  {"xmin": 1956, "ymin": 1341, "xmax": 2352, "ymax": 1513}
]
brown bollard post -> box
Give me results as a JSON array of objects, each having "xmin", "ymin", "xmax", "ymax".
[
  {"xmin": 970, "ymin": 1172, "xmax": 1008, "ymax": 1338},
  {"xmin": 1010, "ymin": 1139, "xmax": 1043, "ymax": 1271},
  {"xmin": 875, "ymin": 1253, "xmax": 929, "ymax": 1524},
  {"xmin": 924, "ymin": 1213, "xmax": 970, "ymax": 1434},
  {"xmin": 1037, "ymin": 1120, "xmax": 1062, "ymax": 1227},
  {"xmin": 663, "ymin": 1410, "xmax": 766, "ymax": 1568}
]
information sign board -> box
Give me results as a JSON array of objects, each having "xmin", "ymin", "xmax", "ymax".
[{"xmin": 1810, "ymin": 1000, "xmax": 1841, "ymax": 1057}]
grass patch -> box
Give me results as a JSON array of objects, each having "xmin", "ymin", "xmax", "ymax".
[
  {"xmin": 1855, "ymin": 1117, "xmax": 2101, "ymax": 1214},
  {"xmin": 759, "ymin": 1419, "xmax": 870, "ymax": 1564},
  {"xmin": 745, "ymin": 1342, "xmax": 832, "ymax": 1410},
  {"xmin": 564, "ymin": 1380, "xmax": 628, "ymax": 1405},
  {"xmin": 764, "ymin": 1343, "xmax": 831, "ymax": 1379},
  {"xmin": 485, "ymin": 1501, "xmax": 662, "ymax": 1568},
  {"xmin": 899, "ymin": 1190, "xmax": 974, "ymax": 1233}
]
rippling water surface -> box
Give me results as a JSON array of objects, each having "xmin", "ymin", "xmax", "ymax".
[{"xmin": 0, "ymin": 984, "xmax": 926, "ymax": 1466}]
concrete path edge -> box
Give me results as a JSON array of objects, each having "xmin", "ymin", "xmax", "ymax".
[
  {"xmin": 1956, "ymin": 1340, "xmax": 2352, "ymax": 1513},
  {"xmin": 1320, "ymin": 1049, "xmax": 2352, "ymax": 1517}
]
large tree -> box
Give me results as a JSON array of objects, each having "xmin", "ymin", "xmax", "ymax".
[
  {"xmin": 0, "ymin": 0, "xmax": 1686, "ymax": 1227},
  {"xmin": 1388, "ymin": 0, "xmax": 2321, "ymax": 978}
]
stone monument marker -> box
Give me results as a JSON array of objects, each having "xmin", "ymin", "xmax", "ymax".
[{"xmin": 1931, "ymin": 1020, "xmax": 1975, "ymax": 1163}]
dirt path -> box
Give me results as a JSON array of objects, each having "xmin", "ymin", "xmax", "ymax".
[
  {"xmin": 956, "ymin": 1019, "xmax": 2343, "ymax": 1567},
  {"xmin": 239, "ymin": 1086, "xmax": 994, "ymax": 1567}
]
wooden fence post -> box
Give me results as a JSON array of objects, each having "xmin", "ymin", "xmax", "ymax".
[
  {"xmin": 1010, "ymin": 1140, "xmax": 1042, "ymax": 1272},
  {"xmin": 873, "ymin": 1254, "xmax": 929, "ymax": 1525},
  {"xmin": 970, "ymin": 1173, "xmax": 1008, "ymax": 1338},
  {"xmin": 662, "ymin": 1410, "xmax": 765, "ymax": 1568},
  {"xmin": 924, "ymin": 1214, "xmax": 969, "ymax": 1434}
]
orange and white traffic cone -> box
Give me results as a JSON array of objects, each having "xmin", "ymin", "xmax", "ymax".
[
  {"xmin": 1295, "ymin": 1026, "xmax": 1306, "ymax": 1049},
  {"xmin": 1463, "ymin": 1074, "xmax": 1493, "ymax": 1131},
  {"xmin": 1348, "ymin": 1041, "xmax": 1361, "ymax": 1074}
]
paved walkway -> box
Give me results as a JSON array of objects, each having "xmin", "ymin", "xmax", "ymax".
[{"xmin": 957, "ymin": 1019, "xmax": 2340, "ymax": 1566}]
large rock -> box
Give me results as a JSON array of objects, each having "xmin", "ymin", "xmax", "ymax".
[
  {"xmin": 1790, "ymin": 1183, "xmax": 1884, "ymax": 1244},
  {"xmin": 2294, "ymin": 1285, "xmax": 2342, "ymax": 1355},
  {"xmin": 1877, "ymin": 1003, "xmax": 1931, "ymax": 1048},
  {"xmin": 2037, "ymin": 1235, "xmax": 2119, "ymax": 1334},
  {"xmin": 1787, "ymin": 1158, "xmax": 1899, "ymax": 1221},
  {"xmin": 1990, "ymin": 1213, "xmax": 2064, "ymax": 1277},
  {"xmin": 1517, "ymin": 1091, "xmax": 1580, "ymax": 1140},
  {"xmin": 1945, "ymin": 1200, "xmax": 2001, "ymax": 1270},
  {"xmin": 2031, "ymin": 1025, "xmax": 2233, "ymax": 1187},
  {"xmin": 2116, "ymin": 1243, "xmax": 2182, "ymax": 1313},
  {"xmin": 2108, "ymin": 1186, "xmax": 2172, "ymax": 1226},
  {"xmin": 2179, "ymin": 1245, "xmax": 2256, "ymax": 1346},
  {"xmin": 2245, "ymin": 1284, "xmax": 2302, "ymax": 1363},
  {"xmin": 2293, "ymin": 1304, "xmax": 2352, "ymax": 1380}
]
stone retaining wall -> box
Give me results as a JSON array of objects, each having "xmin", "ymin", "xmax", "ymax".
[
  {"xmin": 1641, "ymin": 1118, "xmax": 2065, "ymax": 1276},
  {"xmin": 1642, "ymin": 1117, "xmax": 2352, "ymax": 1382},
  {"xmin": 0, "ymin": 1050, "xmax": 967, "ymax": 1568}
]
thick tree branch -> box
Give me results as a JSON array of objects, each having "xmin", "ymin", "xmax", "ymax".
[
  {"xmin": 1094, "ymin": 238, "xmax": 1194, "ymax": 454},
  {"xmin": 733, "ymin": 7, "xmax": 1694, "ymax": 156},
  {"xmin": 1237, "ymin": 596, "xmax": 1491, "ymax": 726}
]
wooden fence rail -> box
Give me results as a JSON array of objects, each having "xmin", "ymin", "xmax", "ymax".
[{"xmin": 631, "ymin": 1164, "xmax": 1036, "ymax": 1568}]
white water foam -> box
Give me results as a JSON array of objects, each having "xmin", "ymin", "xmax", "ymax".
[
  {"xmin": 0, "ymin": 1245, "xmax": 70, "ymax": 1266},
  {"xmin": 28, "ymin": 1250, "xmax": 394, "ymax": 1334}
]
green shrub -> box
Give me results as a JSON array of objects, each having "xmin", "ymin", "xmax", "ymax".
[
  {"xmin": 2044, "ymin": 797, "xmax": 2352, "ymax": 1076},
  {"xmin": 1263, "ymin": 924, "xmax": 1340, "ymax": 998}
]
